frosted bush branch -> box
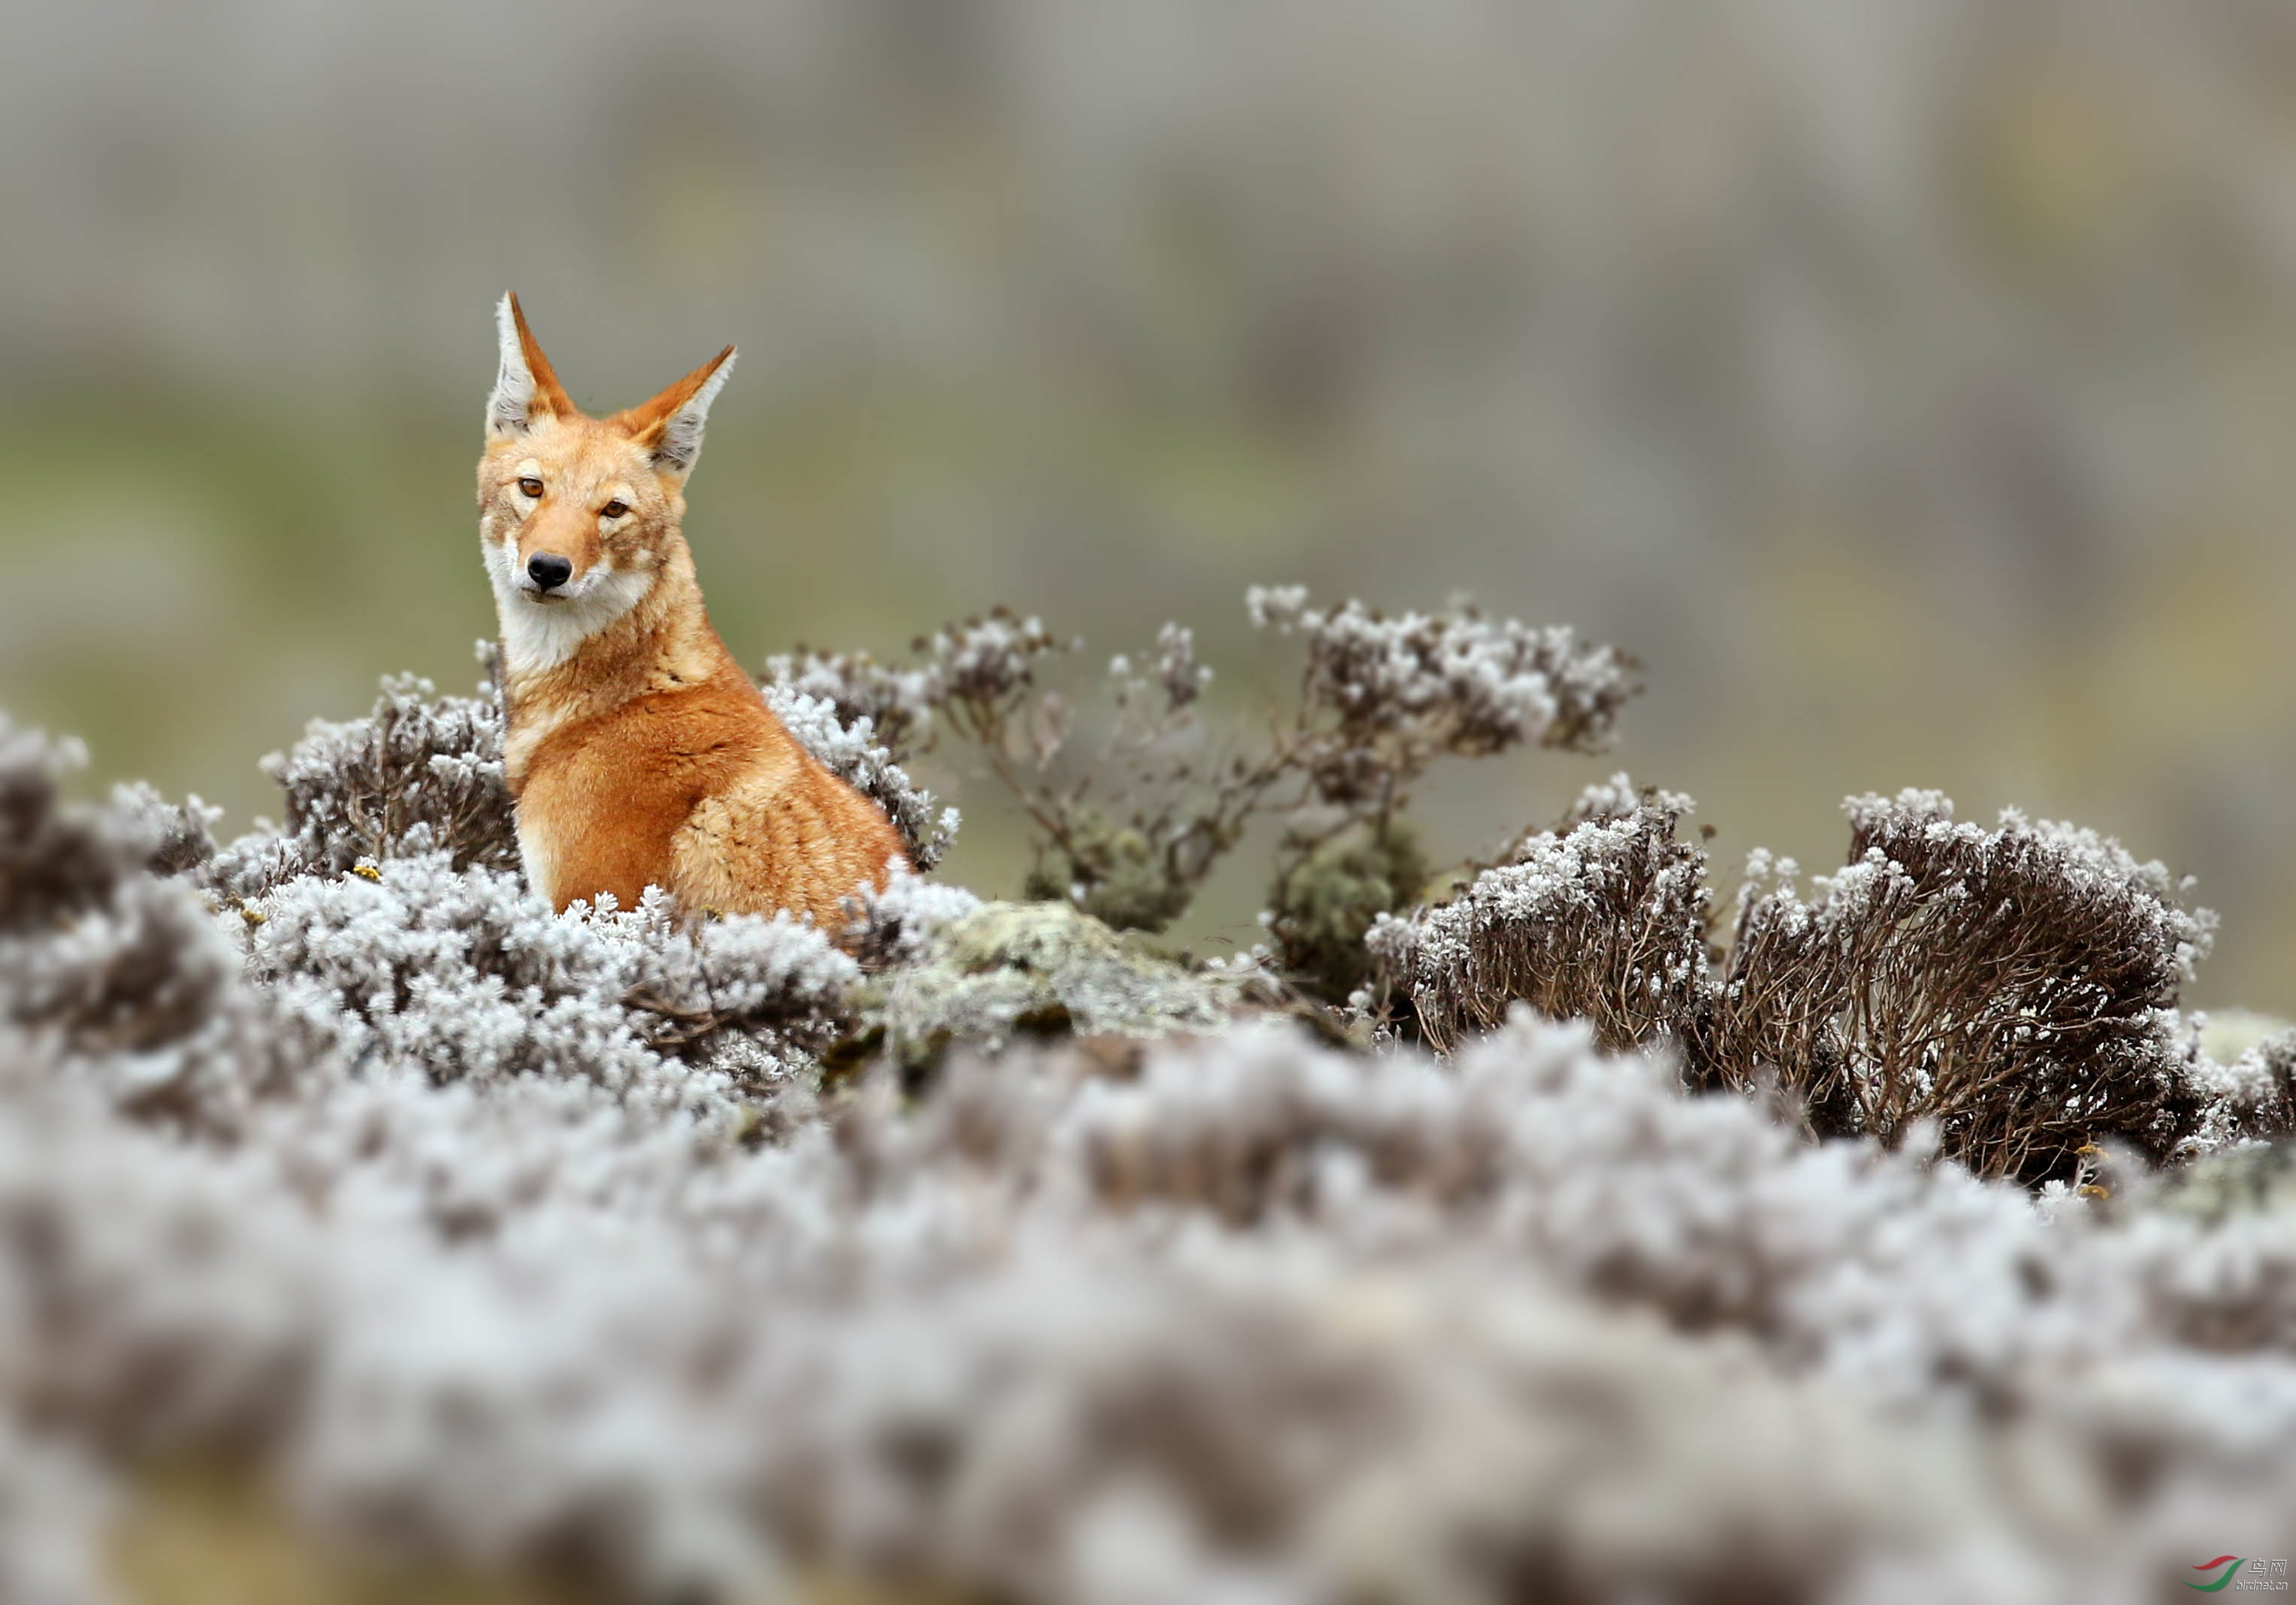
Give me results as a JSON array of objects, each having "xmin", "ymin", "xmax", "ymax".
[
  {"xmin": 1146, "ymin": 621, "xmax": 1210, "ymax": 708},
  {"xmin": 758, "ymin": 645, "xmax": 938, "ymax": 756},
  {"xmin": 1250, "ymin": 589, "xmax": 1641, "ymax": 806},
  {"xmin": 202, "ymin": 660, "xmax": 516, "ymax": 901},
  {"xmin": 804, "ymin": 590, "xmax": 1641, "ymax": 1006},
  {"xmin": 243, "ymin": 854, "xmax": 860, "ymax": 1105},
  {"xmin": 107, "ymin": 781, "xmax": 223, "ymax": 876},
  {"xmin": 1395, "ymin": 778, "xmax": 1713, "ymax": 1056},
  {"xmin": 2181, "ymin": 1025, "xmax": 2296, "ymax": 1156},
  {"xmin": 2, "ymin": 716, "xmax": 301, "ymax": 1132},
  {"xmin": 1711, "ymin": 792, "xmax": 2216, "ymax": 1181},
  {"xmin": 1384, "ymin": 783, "xmax": 2223, "ymax": 1184},
  {"xmin": 837, "ymin": 862, "xmax": 986, "ymax": 970}
]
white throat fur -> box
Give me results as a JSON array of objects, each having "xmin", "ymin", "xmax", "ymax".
[{"xmin": 483, "ymin": 537, "xmax": 654, "ymax": 676}]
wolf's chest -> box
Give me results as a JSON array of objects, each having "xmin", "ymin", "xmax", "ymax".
[{"xmin": 509, "ymin": 698, "xmax": 765, "ymax": 910}]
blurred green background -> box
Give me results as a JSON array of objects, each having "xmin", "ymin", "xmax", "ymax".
[{"xmin": 4, "ymin": 1, "xmax": 2295, "ymax": 1007}]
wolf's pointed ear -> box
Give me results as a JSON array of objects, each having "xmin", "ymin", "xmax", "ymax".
[
  {"xmin": 613, "ymin": 345, "xmax": 737, "ymax": 481},
  {"xmin": 487, "ymin": 292, "xmax": 576, "ymax": 439}
]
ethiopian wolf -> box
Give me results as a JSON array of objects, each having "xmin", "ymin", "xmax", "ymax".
[{"xmin": 476, "ymin": 293, "xmax": 904, "ymax": 926}]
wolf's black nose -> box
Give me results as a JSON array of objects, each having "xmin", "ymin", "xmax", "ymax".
[{"xmin": 527, "ymin": 553, "xmax": 572, "ymax": 591}]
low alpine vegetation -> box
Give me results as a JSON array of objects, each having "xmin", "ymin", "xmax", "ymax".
[
  {"xmin": 764, "ymin": 587, "xmax": 1639, "ymax": 997},
  {"xmin": 1, "ymin": 583, "xmax": 2290, "ymax": 1603},
  {"xmin": 1376, "ymin": 778, "xmax": 1711, "ymax": 1060},
  {"xmin": 1373, "ymin": 776, "xmax": 2228, "ymax": 1183}
]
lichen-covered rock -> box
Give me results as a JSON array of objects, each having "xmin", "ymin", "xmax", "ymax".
[{"xmin": 858, "ymin": 900, "xmax": 1257, "ymax": 1067}]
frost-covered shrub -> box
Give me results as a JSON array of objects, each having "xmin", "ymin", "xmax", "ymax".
[
  {"xmin": 8, "ymin": 603, "xmax": 2296, "ymax": 1600},
  {"xmin": 2182, "ymin": 1026, "xmax": 2296, "ymax": 1155},
  {"xmin": 107, "ymin": 780, "xmax": 223, "ymax": 876},
  {"xmin": 6, "ymin": 706, "xmax": 2296, "ymax": 1597},
  {"xmin": 1711, "ymin": 792, "xmax": 2214, "ymax": 1182},
  {"xmin": 1385, "ymin": 784, "xmax": 2217, "ymax": 1186},
  {"xmin": 775, "ymin": 591, "xmax": 1640, "ymax": 1006},
  {"xmin": 2, "ymin": 724, "xmax": 113, "ymax": 923},
  {"xmin": 761, "ymin": 609, "xmax": 1065, "ymax": 759},
  {"xmin": 1382, "ymin": 778, "xmax": 1712, "ymax": 1056},
  {"xmin": 759, "ymin": 644, "xmax": 940, "ymax": 756},
  {"xmin": 203, "ymin": 662, "xmax": 516, "ymax": 902},
  {"xmin": 243, "ymin": 853, "xmax": 860, "ymax": 1105},
  {"xmin": 0, "ymin": 1416, "xmax": 110, "ymax": 1605},
  {"xmin": 730, "ymin": 1233, "xmax": 2084, "ymax": 1604},
  {"xmin": 1246, "ymin": 585, "xmax": 1639, "ymax": 803},
  {"xmin": 3, "ymin": 995, "xmax": 2296, "ymax": 1602},
  {"xmin": 0, "ymin": 718, "xmax": 295, "ymax": 1132},
  {"xmin": 838, "ymin": 861, "xmax": 986, "ymax": 970}
]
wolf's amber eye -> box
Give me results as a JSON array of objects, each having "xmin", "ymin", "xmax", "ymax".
[
  {"xmin": 600, "ymin": 500, "xmax": 629, "ymax": 519},
  {"xmin": 517, "ymin": 476, "xmax": 544, "ymax": 497}
]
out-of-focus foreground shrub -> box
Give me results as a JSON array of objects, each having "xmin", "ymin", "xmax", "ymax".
[{"xmin": 3, "ymin": 593, "xmax": 2294, "ymax": 1602}]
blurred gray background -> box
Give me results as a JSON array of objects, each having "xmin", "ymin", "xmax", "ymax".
[{"xmin": 4, "ymin": 0, "xmax": 2294, "ymax": 1008}]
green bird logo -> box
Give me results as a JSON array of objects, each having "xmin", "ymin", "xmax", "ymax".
[{"xmin": 2187, "ymin": 1557, "xmax": 2244, "ymax": 1592}]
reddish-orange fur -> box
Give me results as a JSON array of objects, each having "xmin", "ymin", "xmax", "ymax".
[{"xmin": 476, "ymin": 294, "xmax": 905, "ymax": 927}]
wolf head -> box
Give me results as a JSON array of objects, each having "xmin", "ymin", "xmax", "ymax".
[{"xmin": 476, "ymin": 293, "xmax": 735, "ymax": 673}]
